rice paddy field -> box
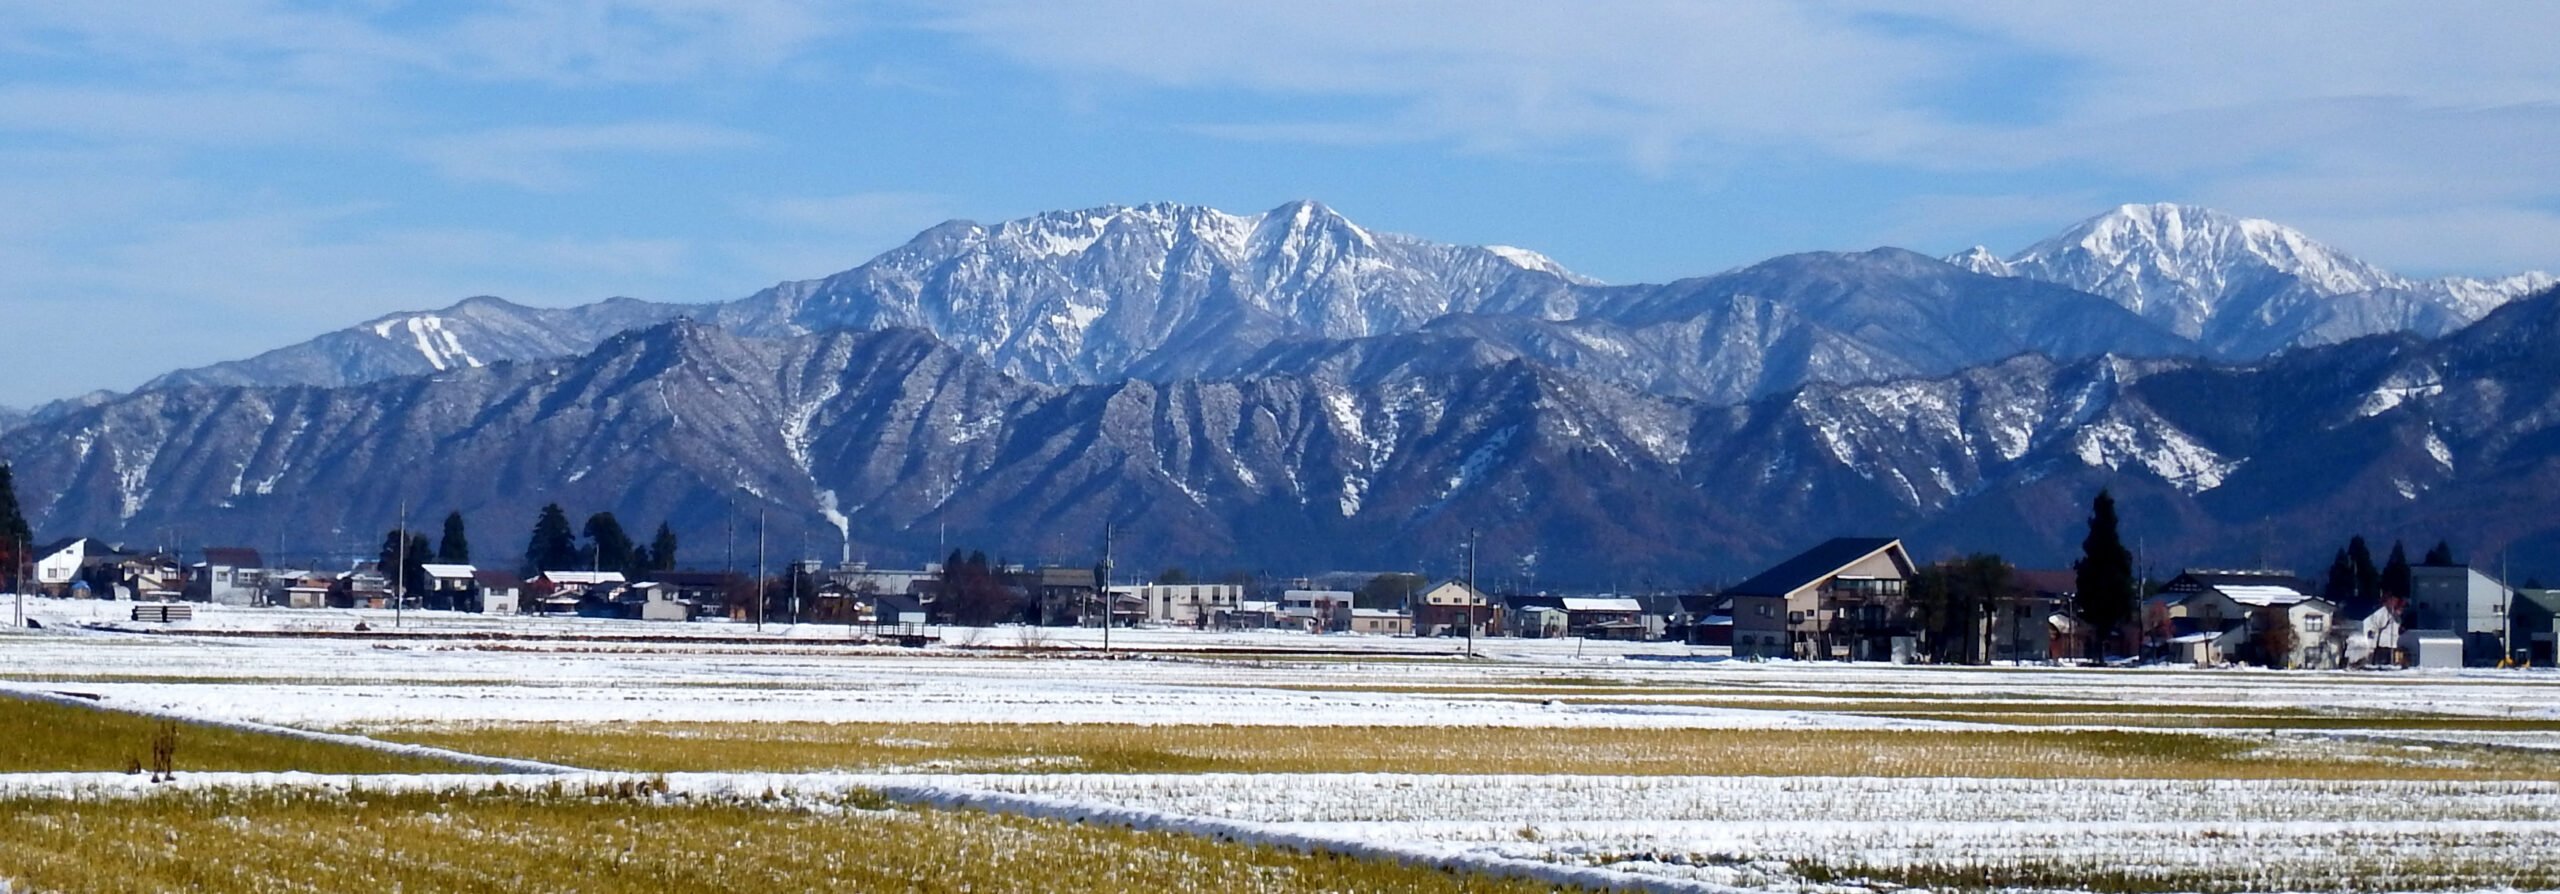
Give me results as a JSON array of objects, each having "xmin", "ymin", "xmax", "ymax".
[{"xmin": 6, "ymin": 596, "xmax": 2559, "ymax": 893}]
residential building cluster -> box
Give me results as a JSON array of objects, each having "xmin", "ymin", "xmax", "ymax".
[{"xmin": 16, "ymin": 532, "xmax": 2556, "ymax": 667}]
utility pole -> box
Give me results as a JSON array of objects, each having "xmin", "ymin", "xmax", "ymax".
[
  {"xmin": 394, "ymin": 498, "xmax": 407, "ymax": 628},
  {"xmin": 1464, "ymin": 528, "xmax": 1479, "ymax": 659},
  {"xmin": 1100, "ymin": 523, "xmax": 1113, "ymax": 654},
  {"xmin": 755, "ymin": 508, "xmax": 767, "ymax": 633}
]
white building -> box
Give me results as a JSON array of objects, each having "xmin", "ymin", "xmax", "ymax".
[
  {"xmin": 1108, "ymin": 583, "xmax": 1244, "ymax": 628},
  {"xmin": 1280, "ymin": 589, "xmax": 1355, "ymax": 632},
  {"xmin": 2406, "ymin": 565, "xmax": 2513, "ymax": 666}
]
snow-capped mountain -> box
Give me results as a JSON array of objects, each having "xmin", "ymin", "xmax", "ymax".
[
  {"xmin": 12, "ymin": 285, "xmax": 2560, "ymax": 581},
  {"xmin": 1221, "ymin": 248, "xmax": 2194, "ymax": 404},
  {"xmin": 144, "ymin": 295, "xmax": 710, "ymax": 391},
  {"xmin": 710, "ymin": 200, "xmax": 1597, "ymax": 385},
  {"xmin": 1953, "ymin": 203, "xmax": 2556, "ymax": 358}
]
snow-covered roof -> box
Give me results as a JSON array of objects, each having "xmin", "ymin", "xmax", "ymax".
[
  {"xmin": 1350, "ymin": 608, "xmax": 1405, "ymax": 618},
  {"xmin": 537, "ymin": 571, "xmax": 626, "ymax": 585},
  {"xmin": 2216, "ymin": 585, "xmax": 2313, "ymax": 606},
  {"xmin": 420, "ymin": 563, "xmax": 475, "ymax": 578},
  {"xmin": 1559, "ymin": 597, "xmax": 1643, "ymax": 612}
]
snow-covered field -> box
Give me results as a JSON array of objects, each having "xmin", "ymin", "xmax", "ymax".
[{"xmin": 8, "ymin": 595, "xmax": 2560, "ymax": 892}]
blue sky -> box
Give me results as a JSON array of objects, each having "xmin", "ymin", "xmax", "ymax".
[{"xmin": 1, "ymin": 1, "xmax": 2555, "ymax": 406}]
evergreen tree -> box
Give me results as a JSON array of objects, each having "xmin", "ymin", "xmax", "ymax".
[
  {"xmin": 2381, "ymin": 540, "xmax": 2412, "ymax": 599},
  {"xmin": 583, "ymin": 512, "xmax": 636, "ymax": 575},
  {"xmin": 2074, "ymin": 489, "xmax": 2136, "ymax": 657},
  {"xmin": 648, "ymin": 522, "xmax": 678, "ymax": 572},
  {"xmin": 436, "ymin": 511, "xmax": 470, "ymax": 564},
  {"xmin": 2423, "ymin": 540, "xmax": 2456, "ymax": 567},
  {"xmin": 2322, "ymin": 549, "xmax": 2357, "ymax": 604},
  {"xmin": 2348, "ymin": 536, "xmax": 2379, "ymax": 606},
  {"xmin": 0, "ymin": 463, "xmax": 29, "ymax": 592},
  {"xmin": 378, "ymin": 529, "xmax": 430, "ymax": 606},
  {"xmin": 522, "ymin": 504, "xmax": 579, "ymax": 577}
]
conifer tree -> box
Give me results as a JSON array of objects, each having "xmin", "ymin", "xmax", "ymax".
[
  {"xmin": 437, "ymin": 511, "xmax": 470, "ymax": 564},
  {"xmin": 378, "ymin": 529, "xmax": 430, "ymax": 606},
  {"xmin": 583, "ymin": 512, "xmax": 636, "ymax": 575},
  {"xmin": 2322, "ymin": 549, "xmax": 2357, "ymax": 604},
  {"xmin": 2382, "ymin": 540, "xmax": 2413, "ymax": 599},
  {"xmin": 649, "ymin": 522, "xmax": 678, "ymax": 572},
  {"xmin": 523, "ymin": 504, "xmax": 579, "ymax": 577},
  {"xmin": 2074, "ymin": 489, "xmax": 2136, "ymax": 657},
  {"xmin": 2423, "ymin": 540, "xmax": 2456, "ymax": 567},
  {"xmin": 0, "ymin": 463, "xmax": 29, "ymax": 592},
  {"xmin": 2348, "ymin": 536, "xmax": 2379, "ymax": 606}
]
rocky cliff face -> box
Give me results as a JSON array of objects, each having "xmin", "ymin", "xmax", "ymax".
[{"xmin": 13, "ymin": 286, "xmax": 2560, "ymax": 583}]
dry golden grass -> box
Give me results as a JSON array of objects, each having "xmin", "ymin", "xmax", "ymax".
[
  {"xmin": 0, "ymin": 694, "xmax": 478, "ymax": 775},
  {"xmin": 0, "ymin": 788, "xmax": 1579, "ymax": 894},
  {"xmin": 362, "ymin": 721, "xmax": 2556, "ymax": 780}
]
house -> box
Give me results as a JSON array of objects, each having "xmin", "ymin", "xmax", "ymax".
[
  {"xmin": 2345, "ymin": 603, "xmax": 2404, "ymax": 667},
  {"xmin": 2163, "ymin": 619, "xmax": 2251, "ymax": 667},
  {"xmin": 1560, "ymin": 596, "xmax": 1649, "ymax": 639},
  {"xmin": 533, "ymin": 570, "xmax": 627, "ymax": 594},
  {"xmin": 822, "ymin": 563, "xmax": 940, "ymax": 600},
  {"xmin": 1413, "ymin": 581, "xmax": 1497, "ymax": 637},
  {"xmin": 1280, "ymin": 589, "xmax": 1356, "ymax": 633},
  {"xmin": 473, "ymin": 570, "xmax": 524, "ymax": 615},
  {"xmin": 1679, "ymin": 594, "xmax": 1734, "ymax": 646},
  {"xmin": 2152, "ymin": 570, "xmax": 2340, "ymax": 667},
  {"xmin": 874, "ymin": 592, "xmax": 930, "ymax": 635},
  {"xmin": 1725, "ymin": 537, "xmax": 1917, "ymax": 661},
  {"xmin": 187, "ymin": 547, "xmax": 266, "ymax": 606},
  {"xmin": 1018, "ymin": 567, "xmax": 1101, "ymax": 626},
  {"xmin": 116, "ymin": 553, "xmax": 186, "ymax": 602},
  {"xmin": 2001, "ymin": 570, "xmax": 2078, "ymax": 662},
  {"xmin": 643, "ymin": 570, "xmax": 745, "ymax": 617},
  {"xmin": 1109, "ymin": 582, "xmax": 1245, "ymax": 628},
  {"xmin": 1349, "ymin": 608, "xmax": 1410, "ymax": 635},
  {"xmin": 1630, "ymin": 594, "xmax": 1688, "ymax": 641},
  {"xmin": 1224, "ymin": 600, "xmax": 1282, "ymax": 630},
  {"xmin": 2515, "ymin": 588, "xmax": 2559, "ymax": 666},
  {"xmin": 329, "ymin": 569, "xmax": 391, "ymax": 609},
  {"xmin": 419, "ymin": 564, "xmax": 477, "ymax": 611},
  {"xmin": 2405, "ymin": 565, "xmax": 2514, "ymax": 666},
  {"xmin": 267, "ymin": 570, "xmax": 336, "ymax": 609},
  {"xmin": 33, "ymin": 538, "xmax": 125, "ymax": 598},
  {"xmin": 629, "ymin": 582, "xmax": 693, "ymax": 621}
]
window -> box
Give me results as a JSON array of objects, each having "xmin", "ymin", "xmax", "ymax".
[
  {"xmin": 1756, "ymin": 604, "xmax": 1772, "ymax": 617},
  {"xmin": 2303, "ymin": 615, "xmax": 2326, "ymax": 634}
]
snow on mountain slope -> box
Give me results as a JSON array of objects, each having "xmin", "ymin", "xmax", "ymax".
[
  {"xmin": 144, "ymin": 295, "xmax": 711, "ymax": 391},
  {"xmin": 1963, "ymin": 203, "xmax": 2553, "ymax": 357},
  {"xmin": 711, "ymin": 200, "xmax": 1597, "ymax": 386}
]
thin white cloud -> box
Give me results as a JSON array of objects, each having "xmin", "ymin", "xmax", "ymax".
[
  {"xmin": 415, "ymin": 121, "xmax": 765, "ymax": 190},
  {"xmin": 926, "ymin": 1, "xmax": 2560, "ymax": 272}
]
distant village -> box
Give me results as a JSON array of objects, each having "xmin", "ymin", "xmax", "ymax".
[{"xmin": 18, "ymin": 512, "xmax": 2554, "ymax": 670}]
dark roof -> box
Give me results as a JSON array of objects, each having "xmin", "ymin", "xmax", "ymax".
[
  {"xmin": 199, "ymin": 547, "xmax": 264, "ymax": 568},
  {"xmin": 1678, "ymin": 593, "xmax": 1731, "ymax": 615},
  {"xmin": 1631, "ymin": 594, "xmax": 1687, "ymax": 616},
  {"xmin": 472, "ymin": 570, "xmax": 524, "ymax": 589},
  {"xmin": 37, "ymin": 536, "xmax": 122, "ymax": 558},
  {"xmin": 1724, "ymin": 537, "xmax": 1902, "ymax": 598},
  {"xmin": 876, "ymin": 592, "xmax": 925, "ymax": 616},
  {"xmin": 1502, "ymin": 593, "xmax": 1567, "ymax": 611}
]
